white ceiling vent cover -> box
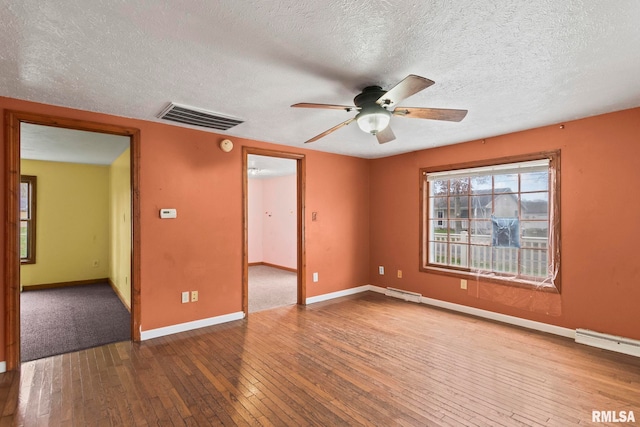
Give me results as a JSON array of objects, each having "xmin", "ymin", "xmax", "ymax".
[{"xmin": 157, "ymin": 103, "xmax": 243, "ymax": 131}]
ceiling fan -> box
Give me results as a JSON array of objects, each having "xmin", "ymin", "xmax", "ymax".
[{"xmin": 292, "ymin": 74, "xmax": 467, "ymax": 144}]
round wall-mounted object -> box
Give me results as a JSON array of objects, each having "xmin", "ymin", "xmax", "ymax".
[{"xmin": 219, "ymin": 139, "xmax": 234, "ymax": 152}]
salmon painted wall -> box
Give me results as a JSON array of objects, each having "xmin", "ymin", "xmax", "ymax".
[
  {"xmin": 369, "ymin": 107, "xmax": 640, "ymax": 340},
  {"xmin": 0, "ymin": 96, "xmax": 370, "ymax": 359}
]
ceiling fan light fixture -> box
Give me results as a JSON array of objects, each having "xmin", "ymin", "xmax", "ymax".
[{"xmin": 356, "ymin": 108, "xmax": 391, "ymax": 135}]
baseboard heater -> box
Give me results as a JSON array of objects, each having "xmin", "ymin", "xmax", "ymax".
[
  {"xmin": 575, "ymin": 329, "xmax": 640, "ymax": 358},
  {"xmin": 385, "ymin": 287, "xmax": 422, "ymax": 303}
]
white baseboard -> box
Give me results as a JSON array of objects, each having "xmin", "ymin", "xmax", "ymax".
[
  {"xmin": 419, "ymin": 295, "xmax": 575, "ymax": 339},
  {"xmin": 0, "ymin": 361, "xmax": 6, "ymax": 373},
  {"xmin": 348, "ymin": 284, "xmax": 575, "ymax": 339},
  {"xmin": 305, "ymin": 285, "xmax": 371, "ymax": 305},
  {"xmin": 141, "ymin": 311, "xmax": 245, "ymax": 341},
  {"xmin": 575, "ymin": 329, "xmax": 640, "ymax": 357}
]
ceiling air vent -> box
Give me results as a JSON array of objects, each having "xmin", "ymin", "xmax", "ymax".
[{"xmin": 157, "ymin": 103, "xmax": 243, "ymax": 131}]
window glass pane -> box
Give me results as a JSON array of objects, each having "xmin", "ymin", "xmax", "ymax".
[
  {"xmin": 20, "ymin": 182, "xmax": 29, "ymax": 219},
  {"xmin": 430, "ymin": 220, "xmax": 449, "ymax": 236},
  {"xmin": 20, "ymin": 220, "xmax": 28, "ymax": 258},
  {"xmin": 521, "ymin": 171, "xmax": 548, "ymax": 192},
  {"xmin": 492, "ymin": 247, "xmax": 519, "ymax": 274},
  {"xmin": 470, "ymin": 220, "xmax": 492, "ymax": 245},
  {"xmin": 470, "ymin": 176, "xmax": 492, "ymax": 194},
  {"xmin": 521, "ymin": 192, "xmax": 548, "ymax": 219},
  {"xmin": 428, "ymin": 241, "xmax": 448, "ymax": 265},
  {"xmin": 449, "ymin": 177, "xmax": 469, "ymax": 195},
  {"xmin": 493, "ymin": 194, "xmax": 519, "ymax": 218},
  {"xmin": 470, "ymin": 195, "xmax": 491, "ymax": 218},
  {"xmin": 430, "ymin": 197, "xmax": 447, "ymax": 218},
  {"xmin": 470, "ymin": 246, "xmax": 491, "ymax": 270},
  {"xmin": 520, "ymin": 249, "xmax": 548, "ymax": 278},
  {"xmin": 448, "ymin": 195, "xmax": 469, "ymax": 219},
  {"xmin": 494, "ymin": 174, "xmax": 518, "ymax": 193},
  {"xmin": 448, "ymin": 220, "xmax": 468, "ymax": 239},
  {"xmin": 430, "ymin": 180, "xmax": 448, "ymax": 196},
  {"xmin": 449, "ymin": 243, "xmax": 469, "ymax": 267},
  {"xmin": 521, "ymin": 221, "xmax": 548, "ymax": 240}
]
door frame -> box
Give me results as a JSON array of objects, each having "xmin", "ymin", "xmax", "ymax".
[
  {"xmin": 4, "ymin": 110, "xmax": 141, "ymax": 371},
  {"xmin": 242, "ymin": 147, "xmax": 306, "ymax": 314}
]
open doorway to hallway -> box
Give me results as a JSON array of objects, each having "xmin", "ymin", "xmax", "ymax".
[
  {"xmin": 247, "ymin": 154, "xmax": 298, "ymax": 312},
  {"xmin": 243, "ymin": 148, "xmax": 305, "ymax": 315}
]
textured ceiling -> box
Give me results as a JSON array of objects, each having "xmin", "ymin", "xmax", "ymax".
[
  {"xmin": 2, "ymin": 1, "xmax": 640, "ymax": 159},
  {"xmin": 21, "ymin": 123, "xmax": 129, "ymax": 165},
  {"xmin": 248, "ymin": 155, "xmax": 296, "ymax": 179}
]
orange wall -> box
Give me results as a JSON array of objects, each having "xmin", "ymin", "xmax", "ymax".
[
  {"xmin": 369, "ymin": 107, "xmax": 640, "ymax": 340},
  {"xmin": 3, "ymin": 95, "xmax": 639, "ymax": 364},
  {"xmin": 0, "ymin": 97, "xmax": 370, "ymax": 358}
]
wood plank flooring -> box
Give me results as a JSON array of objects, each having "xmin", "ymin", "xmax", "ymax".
[{"xmin": 1, "ymin": 292, "xmax": 639, "ymax": 426}]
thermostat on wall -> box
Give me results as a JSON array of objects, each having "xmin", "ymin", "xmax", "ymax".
[{"xmin": 160, "ymin": 208, "xmax": 177, "ymax": 219}]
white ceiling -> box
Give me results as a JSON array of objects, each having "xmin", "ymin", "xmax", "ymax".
[
  {"xmin": 248, "ymin": 155, "xmax": 296, "ymax": 179},
  {"xmin": 2, "ymin": 1, "xmax": 640, "ymax": 159},
  {"xmin": 20, "ymin": 123, "xmax": 130, "ymax": 165}
]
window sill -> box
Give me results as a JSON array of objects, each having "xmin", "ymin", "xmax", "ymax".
[{"xmin": 421, "ymin": 265, "xmax": 559, "ymax": 294}]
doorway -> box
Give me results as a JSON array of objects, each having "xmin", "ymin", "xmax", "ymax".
[
  {"xmin": 242, "ymin": 147, "xmax": 305, "ymax": 315},
  {"xmin": 4, "ymin": 111, "xmax": 141, "ymax": 371}
]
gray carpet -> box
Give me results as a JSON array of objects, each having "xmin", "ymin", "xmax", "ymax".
[
  {"xmin": 249, "ymin": 265, "xmax": 297, "ymax": 313},
  {"xmin": 20, "ymin": 283, "xmax": 131, "ymax": 362}
]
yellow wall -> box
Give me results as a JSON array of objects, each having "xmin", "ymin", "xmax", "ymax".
[
  {"xmin": 20, "ymin": 160, "xmax": 110, "ymax": 286},
  {"xmin": 109, "ymin": 148, "xmax": 131, "ymax": 307}
]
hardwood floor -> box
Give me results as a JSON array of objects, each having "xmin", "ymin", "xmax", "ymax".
[{"xmin": 1, "ymin": 292, "xmax": 638, "ymax": 426}]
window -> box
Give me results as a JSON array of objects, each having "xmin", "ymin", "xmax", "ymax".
[
  {"xmin": 421, "ymin": 151, "xmax": 560, "ymax": 290},
  {"xmin": 20, "ymin": 175, "xmax": 37, "ymax": 264}
]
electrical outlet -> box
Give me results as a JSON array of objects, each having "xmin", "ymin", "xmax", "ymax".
[
  {"xmin": 397, "ymin": 270, "xmax": 402, "ymax": 278},
  {"xmin": 379, "ymin": 266, "xmax": 384, "ymax": 275},
  {"xmin": 312, "ymin": 272, "xmax": 319, "ymax": 283},
  {"xmin": 460, "ymin": 279, "xmax": 467, "ymax": 290},
  {"xmin": 181, "ymin": 292, "xmax": 189, "ymax": 303},
  {"xmin": 191, "ymin": 290, "xmax": 199, "ymax": 302}
]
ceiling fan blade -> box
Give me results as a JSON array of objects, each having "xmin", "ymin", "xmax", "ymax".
[
  {"xmin": 304, "ymin": 118, "xmax": 356, "ymax": 143},
  {"xmin": 376, "ymin": 75, "xmax": 435, "ymax": 108},
  {"xmin": 376, "ymin": 125, "xmax": 396, "ymax": 144},
  {"xmin": 292, "ymin": 103, "xmax": 358, "ymax": 112},
  {"xmin": 393, "ymin": 107, "xmax": 468, "ymax": 122}
]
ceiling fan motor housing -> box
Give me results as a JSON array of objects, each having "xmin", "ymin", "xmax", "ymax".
[
  {"xmin": 354, "ymin": 86, "xmax": 392, "ymax": 134},
  {"xmin": 353, "ymin": 86, "xmax": 387, "ymax": 107}
]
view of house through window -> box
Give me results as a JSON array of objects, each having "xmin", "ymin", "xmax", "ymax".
[
  {"xmin": 421, "ymin": 152, "xmax": 560, "ymax": 288},
  {"xmin": 20, "ymin": 175, "xmax": 37, "ymax": 264}
]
